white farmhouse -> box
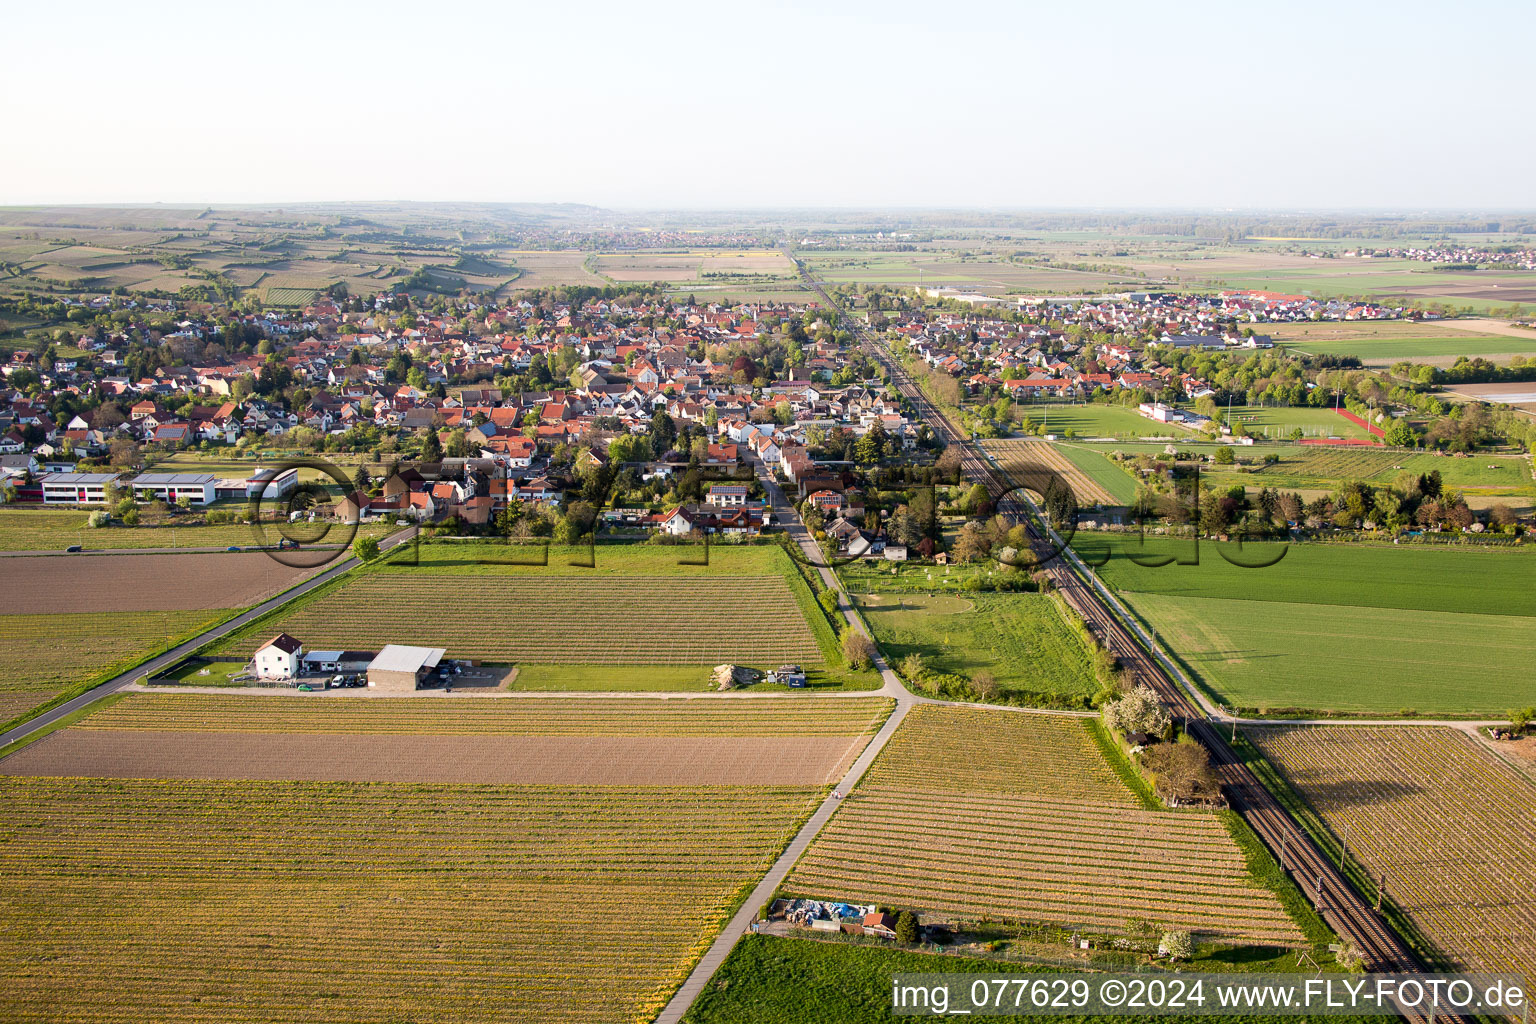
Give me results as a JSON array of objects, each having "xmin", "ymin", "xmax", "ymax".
[{"xmin": 252, "ymin": 633, "xmax": 303, "ymax": 680}]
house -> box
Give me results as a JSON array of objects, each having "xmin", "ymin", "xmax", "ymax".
[
  {"xmin": 41, "ymin": 472, "xmax": 119, "ymax": 505},
  {"xmin": 862, "ymin": 912, "xmax": 899, "ymax": 940},
  {"xmin": 130, "ymin": 472, "xmax": 216, "ymax": 505},
  {"xmin": 367, "ymin": 644, "xmax": 446, "ymax": 691},
  {"xmin": 706, "ymin": 484, "xmax": 748, "ymax": 508},
  {"xmin": 253, "ymin": 633, "xmax": 303, "ymax": 680}
]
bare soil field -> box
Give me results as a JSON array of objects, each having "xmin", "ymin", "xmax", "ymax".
[
  {"xmin": 1, "ymin": 730, "xmax": 869, "ymax": 785},
  {"xmin": 1441, "ymin": 381, "xmax": 1536, "ymax": 411},
  {"xmin": 1430, "ymin": 317, "xmax": 1536, "ymax": 340},
  {"xmin": 0, "ymin": 552, "xmax": 315, "ymax": 615}
]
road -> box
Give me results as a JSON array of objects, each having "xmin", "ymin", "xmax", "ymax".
[
  {"xmin": 652, "ymin": 460, "xmax": 918, "ymax": 1024},
  {"xmin": 797, "ymin": 268, "xmax": 1450, "ymax": 1020},
  {"xmin": 0, "ymin": 527, "xmax": 419, "ymax": 751}
]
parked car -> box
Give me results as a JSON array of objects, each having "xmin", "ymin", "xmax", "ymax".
[
  {"xmin": 65, "ymin": 545, "xmax": 82, "ymax": 553},
  {"xmin": 226, "ymin": 546, "xmax": 241, "ymax": 552},
  {"xmin": 297, "ymin": 684, "xmax": 314, "ymax": 692}
]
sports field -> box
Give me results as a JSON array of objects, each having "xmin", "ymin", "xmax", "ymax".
[
  {"xmin": 1078, "ymin": 535, "xmax": 1536, "ymax": 714},
  {"xmin": 1014, "ymin": 403, "xmax": 1195, "ymax": 439},
  {"xmin": 786, "ymin": 706, "xmax": 1305, "ymax": 944},
  {"xmin": 850, "ymin": 592, "xmax": 1098, "ymax": 701}
]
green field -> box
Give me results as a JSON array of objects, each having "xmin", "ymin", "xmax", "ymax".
[
  {"xmin": 1015, "ymin": 403, "xmax": 1196, "ymax": 439},
  {"xmin": 0, "ymin": 510, "xmax": 390, "ymax": 551},
  {"xmin": 1054, "ymin": 443, "xmax": 1141, "ymax": 504},
  {"xmin": 1221, "ymin": 407, "xmax": 1373, "ymax": 441},
  {"xmin": 1077, "ymin": 535, "xmax": 1536, "ymax": 714},
  {"xmin": 683, "ymin": 935, "xmax": 1384, "ymax": 1024},
  {"xmin": 1279, "ymin": 335, "xmax": 1536, "ymax": 361},
  {"xmin": 849, "ymin": 591, "xmax": 1098, "ymax": 700},
  {"xmin": 206, "ymin": 541, "xmax": 870, "ymax": 687}
]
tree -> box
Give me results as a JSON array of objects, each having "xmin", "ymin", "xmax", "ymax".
[
  {"xmin": 1213, "ymin": 445, "xmax": 1236, "ymax": 465},
  {"xmin": 1141, "ymin": 741, "xmax": 1221, "ymax": 803},
  {"xmin": 1161, "ymin": 930, "xmax": 1193, "ymax": 961},
  {"xmin": 420, "ymin": 429, "xmax": 443, "ymax": 462},
  {"xmin": 353, "ymin": 464, "xmax": 372, "ymax": 494},
  {"xmin": 971, "ymin": 671, "xmax": 998, "ymax": 699},
  {"xmin": 894, "ymin": 910, "xmax": 920, "ymax": 945},
  {"xmin": 1101, "ymin": 685, "xmax": 1171, "ymax": 737},
  {"xmin": 899, "ymin": 652, "xmax": 926, "ymax": 684},
  {"xmin": 121, "ymin": 507, "xmax": 140, "ymax": 526},
  {"xmin": 649, "ymin": 407, "xmax": 677, "ymax": 453},
  {"xmin": 1510, "ymin": 706, "xmax": 1535, "ymax": 737},
  {"xmin": 353, "ymin": 536, "xmax": 381, "ymax": 562},
  {"xmin": 841, "ymin": 631, "xmax": 875, "ymax": 670},
  {"xmin": 953, "ymin": 520, "xmax": 990, "ymax": 563}
]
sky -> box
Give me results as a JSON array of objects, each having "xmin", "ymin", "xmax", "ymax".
[{"xmin": 2, "ymin": 0, "xmax": 1531, "ymax": 210}]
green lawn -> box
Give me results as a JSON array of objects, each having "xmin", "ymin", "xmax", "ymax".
[
  {"xmin": 1278, "ymin": 335, "xmax": 1536, "ymax": 361},
  {"xmin": 1221, "ymin": 406, "xmax": 1372, "ymax": 441},
  {"xmin": 0, "ymin": 509, "xmax": 390, "ymax": 551},
  {"xmin": 1076, "ymin": 534, "xmax": 1536, "ymax": 714},
  {"xmin": 1053, "ymin": 442, "xmax": 1140, "ymax": 504},
  {"xmin": 1013, "ymin": 402, "xmax": 1195, "ymax": 439},
  {"xmin": 851, "ymin": 591, "xmax": 1097, "ymax": 699},
  {"xmin": 1123, "ymin": 592, "xmax": 1535, "ymax": 715},
  {"xmin": 683, "ymin": 936, "xmax": 1385, "ymax": 1024}
]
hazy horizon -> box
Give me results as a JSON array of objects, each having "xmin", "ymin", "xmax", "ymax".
[{"xmin": 2, "ymin": 0, "xmax": 1532, "ymax": 209}]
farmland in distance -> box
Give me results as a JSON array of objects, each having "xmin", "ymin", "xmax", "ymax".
[
  {"xmin": 786, "ymin": 706, "xmax": 1305, "ymax": 946},
  {"xmin": 1245, "ymin": 725, "xmax": 1536, "ymax": 983}
]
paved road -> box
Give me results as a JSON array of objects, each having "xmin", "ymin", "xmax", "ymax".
[
  {"xmin": 654, "ymin": 464, "xmax": 916, "ymax": 1024},
  {"xmin": 0, "ymin": 527, "xmax": 417, "ymax": 751}
]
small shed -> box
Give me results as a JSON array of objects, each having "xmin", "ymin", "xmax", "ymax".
[
  {"xmin": 367, "ymin": 644, "xmax": 446, "ymax": 691},
  {"xmin": 862, "ymin": 912, "xmax": 898, "ymax": 940}
]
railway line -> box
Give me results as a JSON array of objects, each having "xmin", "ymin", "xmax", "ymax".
[{"xmin": 799, "ymin": 269, "xmax": 1453, "ymax": 1021}]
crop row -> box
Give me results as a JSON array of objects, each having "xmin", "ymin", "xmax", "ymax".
[
  {"xmin": 78, "ymin": 694, "xmax": 896, "ymax": 736},
  {"xmin": 0, "ymin": 777, "xmax": 822, "ymax": 1023},
  {"xmin": 215, "ymin": 573, "xmax": 823, "ymax": 665},
  {"xmin": 862, "ymin": 705, "xmax": 1133, "ymax": 804},
  {"xmin": 1248, "ymin": 725, "xmax": 1536, "ymax": 981},
  {"xmin": 790, "ymin": 786, "xmax": 1302, "ymax": 944},
  {"xmin": 989, "ymin": 439, "xmax": 1121, "ymax": 507}
]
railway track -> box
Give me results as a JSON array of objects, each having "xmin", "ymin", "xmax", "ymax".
[{"xmin": 799, "ymin": 270, "xmax": 1453, "ymax": 1021}]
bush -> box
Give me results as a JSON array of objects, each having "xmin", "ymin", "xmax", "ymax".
[
  {"xmin": 87, "ymin": 510, "xmax": 110, "ymax": 528},
  {"xmin": 817, "ymin": 588, "xmax": 840, "ymax": 619},
  {"xmin": 1510, "ymin": 706, "xmax": 1535, "ymax": 736},
  {"xmin": 841, "ymin": 631, "xmax": 875, "ymax": 670},
  {"xmin": 899, "ymin": 652, "xmax": 926, "ymax": 684},
  {"xmin": 353, "ymin": 536, "xmax": 381, "ymax": 562},
  {"xmin": 121, "ymin": 508, "xmax": 140, "ymax": 527},
  {"xmin": 1213, "ymin": 445, "xmax": 1236, "ymax": 465}
]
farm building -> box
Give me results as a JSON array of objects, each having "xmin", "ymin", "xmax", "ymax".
[
  {"xmin": 252, "ymin": 633, "xmax": 303, "ymax": 680},
  {"xmin": 130, "ymin": 472, "xmax": 217, "ymax": 505},
  {"xmin": 861, "ymin": 912, "xmax": 898, "ymax": 940},
  {"xmin": 40, "ymin": 472, "xmax": 120, "ymax": 505},
  {"xmin": 300, "ymin": 650, "xmax": 375, "ymax": 674},
  {"xmin": 367, "ymin": 644, "xmax": 446, "ymax": 691}
]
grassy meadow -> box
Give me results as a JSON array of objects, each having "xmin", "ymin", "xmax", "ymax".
[{"xmin": 1075, "ymin": 534, "xmax": 1536, "ymax": 714}]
